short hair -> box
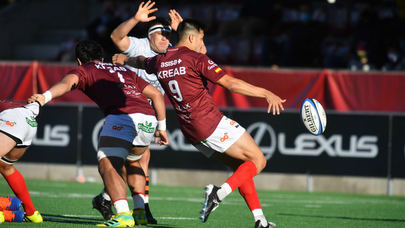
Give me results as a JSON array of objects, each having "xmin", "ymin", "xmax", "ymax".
[
  {"xmin": 75, "ymin": 40, "xmax": 104, "ymax": 64},
  {"xmin": 177, "ymin": 19, "xmax": 206, "ymax": 41},
  {"xmin": 147, "ymin": 17, "xmax": 171, "ymax": 30}
]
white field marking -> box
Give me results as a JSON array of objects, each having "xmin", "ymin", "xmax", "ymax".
[
  {"xmin": 60, "ymin": 214, "xmax": 100, "ymax": 218},
  {"xmin": 304, "ymin": 204, "xmax": 322, "ymax": 208},
  {"xmin": 23, "ymin": 191, "xmax": 401, "ymax": 207},
  {"xmin": 158, "ymin": 217, "xmax": 196, "ymax": 220}
]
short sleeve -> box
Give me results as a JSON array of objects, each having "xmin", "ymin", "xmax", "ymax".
[
  {"xmin": 123, "ymin": 37, "xmax": 147, "ymax": 57},
  {"xmin": 67, "ymin": 67, "xmax": 86, "ymax": 91},
  {"xmin": 134, "ymin": 75, "xmax": 150, "ymax": 92},
  {"xmin": 196, "ymin": 55, "xmax": 226, "ymax": 83}
]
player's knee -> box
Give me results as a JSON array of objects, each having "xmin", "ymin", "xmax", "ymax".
[
  {"xmin": 254, "ymin": 154, "xmax": 267, "ymax": 174},
  {"xmin": 0, "ymin": 157, "xmax": 16, "ymax": 175}
]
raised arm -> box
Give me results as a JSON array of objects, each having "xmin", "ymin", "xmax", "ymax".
[
  {"xmin": 28, "ymin": 74, "xmax": 79, "ymax": 106},
  {"xmin": 110, "ymin": 0, "xmax": 157, "ymax": 51},
  {"xmin": 141, "ymin": 84, "xmax": 169, "ymax": 145},
  {"xmin": 216, "ymin": 75, "xmax": 286, "ymax": 115}
]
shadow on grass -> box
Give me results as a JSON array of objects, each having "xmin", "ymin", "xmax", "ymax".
[
  {"xmin": 42, "ymin": 213, "xmax": 178, "ymax": 227},
  {"xmin": 278, "ymin": 213, "xmax": 405, "ymax": 223},
  {"xmin": 42, "ymin": 213, "xmax": 100, "ymax": 225}
]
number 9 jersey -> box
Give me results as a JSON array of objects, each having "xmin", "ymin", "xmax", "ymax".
[{"xmin": 145, "ymin": 47, "xmax": 226, "ymax": 144}]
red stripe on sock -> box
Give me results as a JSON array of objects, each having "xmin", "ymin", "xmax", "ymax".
[
  {"xmin": 5, "ymin": 170, "xmax": 36, "ymax": 215},
  {"xmin": 226, "ymin": 160, "xmax": 257, "ymax": 191},
  {"xmin": 112, "ymin": 198, "xmax": 128, "ymax": 204},
  {"xmin": 238, "ymin": 178, "xmax": 261, "ymax": 211}
]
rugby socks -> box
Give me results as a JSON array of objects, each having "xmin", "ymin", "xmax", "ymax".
[
  {"xmin": 113, "ymin": 199, "xmax": 130, "ymax": 214},
  {"xmin": 4, "ymin": 170, "xmax": 36, "ymax": 216},
  {"xmin": 252, "ymin": 209, "xmax": 269, "ymax": 227},
  {"xmin": 217, "ymin": 160, "xmax": 257, "ymax": 201},
  {"xmin": 101, "ymin": 189, "xmax": 111, "ymax": 201},
  {"xmin": 238, "ymin": 178, "xmax": 261, "ymax": 211},
  {"xmin": 132, "ymin": 192, "xmax": 146, "ymax": 209},
  {"xmin": 144, "ymin": 176, "xmax": 150, "ymax": 204},
  {"xmin": 239, "ymin": 179, "xmax": 268, "ymax": 225}
]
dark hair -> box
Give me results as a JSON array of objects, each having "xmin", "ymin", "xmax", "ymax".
[
  {"xmin": 177, "ymin": 18, "xmax": 206, "ymax": 41},
  {"xmin": 75, "ymin": 40, "xmax": 104, "ymax": 64},
  {"xmin": 147, "ymin": 16, "xmax": 171, "ymax": 30}
]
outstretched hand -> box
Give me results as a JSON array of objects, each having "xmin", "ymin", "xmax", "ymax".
[
  {"xmin": 169, "ymin": 9, "xmax": 183, "ymax": 31},
  {"xmin": 265, "ymin": 92, "xmax": 286, "ymax": 115},
  {"xmin": 134, "ymin": 0, "xmax": 158, "ymax": 22},
  {"xmin": 155, "ymin": 130, "xmax": 169, "ymax": 145},
  {"xmin": 28, "ymin": 94, "xmax": 45, "ymax": 106}
]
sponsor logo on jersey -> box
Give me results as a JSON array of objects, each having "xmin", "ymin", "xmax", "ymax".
[
  {"xmin": 161, "ymin": 59, "xmax": 182, "ymax": 68},
  {"xmin": 6, "ymin": 121, "xmax": 16, "ymax": 127},
  {"xmin": 207, "ymin": 59, "xmax": 218, "ymax": 70},
  {"xmin": 219, "ymin": 133, "xmax": 229, "ymax": 142},
  {"xmin": 138, "ymin": 121, "xmax": 155, "ymax": 133},
  {"xmin": 25, "ymin": 116, "xmax": 38, "ymax": 127},
  {"xmin": 157, "ymin": 67, "xmax": 186, "ymax": 79},
  {"xmin": 214, "ymin": 67, "xmax": 222, "ymax": 73}
]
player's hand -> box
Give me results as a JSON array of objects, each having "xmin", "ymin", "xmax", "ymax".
[
  {"xmin": 265, "ymin": 92, "xmax": 286, "ymax": 115},
  {"xmin": 28, "ymin": 94, "xmax": 45, "ymax": 106},
  {"xmin": 155, "ymin": 130, "xmax": 169, "ymax": 145},
  {"xmin": 134, "ymin": 1, "xmax": 158, "ymax": 23},
  {"xmin": 112, "ymin": 53, "xmax": 128, "ymax": 65},
  {"xmin": 169, "ymin": 9, "xmax": 183, "ymax": 31}
]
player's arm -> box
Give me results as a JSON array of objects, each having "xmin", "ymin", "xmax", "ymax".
[
  {"xmin": 141, "ymin": 84, "xmax": 169, "ymax": 145},
  {"xmin": 27, "ymin": 74, "xmax": 79, "ymax": 106},
  {"xmin": 110, "ymin": 0, "xmax": 157, "ymax": 52},
  {"xmin": 216, "ymin": 75, "xmax": 286, "ymax": 115},
  {"xmin": 113, "ymin": 55, "xmax": 147, "ymax": 69}
]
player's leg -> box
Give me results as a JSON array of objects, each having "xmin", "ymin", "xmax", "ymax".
[
  {"xmin": 134, "ymin": 146, "xmax": 157, "ymax": 224},
  {"xmin": 96, "ymin": 136, "xmax": 134, "ymax": 227},
  {"xmin": 213, "ymin": 152, "xmax": 274, "ymax": 228},
  {"xmin": 0, "ymin": 131, "xmax": 17, "ymax": 157},
  {"xmin": 125, "ymin": 157, "xmax": 147, "ymax": 225},
  {"xmin": 0, "ymin": 146, "xmax": 43, "ymax": 223}
]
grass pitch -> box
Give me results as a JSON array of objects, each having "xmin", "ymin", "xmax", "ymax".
[{"xmin": 0, "ymin": 178, "xmax": 404, "ymax": 227}]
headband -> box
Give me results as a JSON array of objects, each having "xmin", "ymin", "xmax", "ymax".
[{"xmin": 148, "ymin": 24, "xmax": 172, "ymax": 35}]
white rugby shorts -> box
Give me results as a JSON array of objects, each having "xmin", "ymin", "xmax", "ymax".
[
  {"xmin": 99, "ymin": 113, "xmax": 157, "ymax": 146},
  {"xmin": 0, "ymin": 102, "xmax": 39, "ymax": 147},
  {"xmin": 193, "ymin": 116, "xmax": 245, "ymax": 158}
]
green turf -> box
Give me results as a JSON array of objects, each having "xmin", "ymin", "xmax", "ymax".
[{"xmin": 0, "ymin": 178, "xmax": 405, "ymax": 227}]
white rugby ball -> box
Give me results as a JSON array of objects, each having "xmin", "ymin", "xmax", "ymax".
[{"xmin": 300, "ymin": 98, "xmax": 327, "ymax": 135}]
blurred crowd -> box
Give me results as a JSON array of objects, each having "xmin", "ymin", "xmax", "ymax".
[{"xmin": 68, "ymin": 0, "xmax": 405, "ymax": 71}]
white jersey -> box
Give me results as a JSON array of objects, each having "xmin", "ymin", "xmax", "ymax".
[{"xmin": 123, "ymin": 37, "xmax": 165, "ymax": 94}]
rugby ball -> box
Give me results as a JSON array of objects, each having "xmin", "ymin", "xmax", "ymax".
[{"xmin": 300, "ymin": 98, "xmax": 327, "ymax": 135}]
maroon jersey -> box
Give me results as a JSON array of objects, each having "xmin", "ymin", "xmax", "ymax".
[
  {"xmin": 145, "ymin": 46, "xmax": 226, "ymax": 143},
  {"xmin": 0, "ymin": 100, "xmax": 24, "ymax": 112},
  {"xmin": 68, "ymin": 61, "xmax": 154, "ymax": 116}
]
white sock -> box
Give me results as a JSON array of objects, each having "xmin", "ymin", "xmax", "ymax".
[
  {"xmin": 113, "ymin": 199, "xmax": 130, "ymax": 214},
  {"xmin": 144, "ymin": 195, "xmax": 149, "ymax": 204},
  {"xmin": 101, "ymin": 189, "xmax": 111, "ymax": 201},
  {"xmin": 217, "ymin": 183, "xmax": 232, "ymax": 201},
  {"xmin": 133, "ymin": 194, "xmax": 146, "ymax": 209},
  {"xmin": 252, "ymin": 209, "xmax": 268, "ymax": 226}
]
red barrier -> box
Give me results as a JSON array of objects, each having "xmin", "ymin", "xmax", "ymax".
[{"xmin": 1, "ymin": 62, "xmax": 405, "ymax": 112}]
